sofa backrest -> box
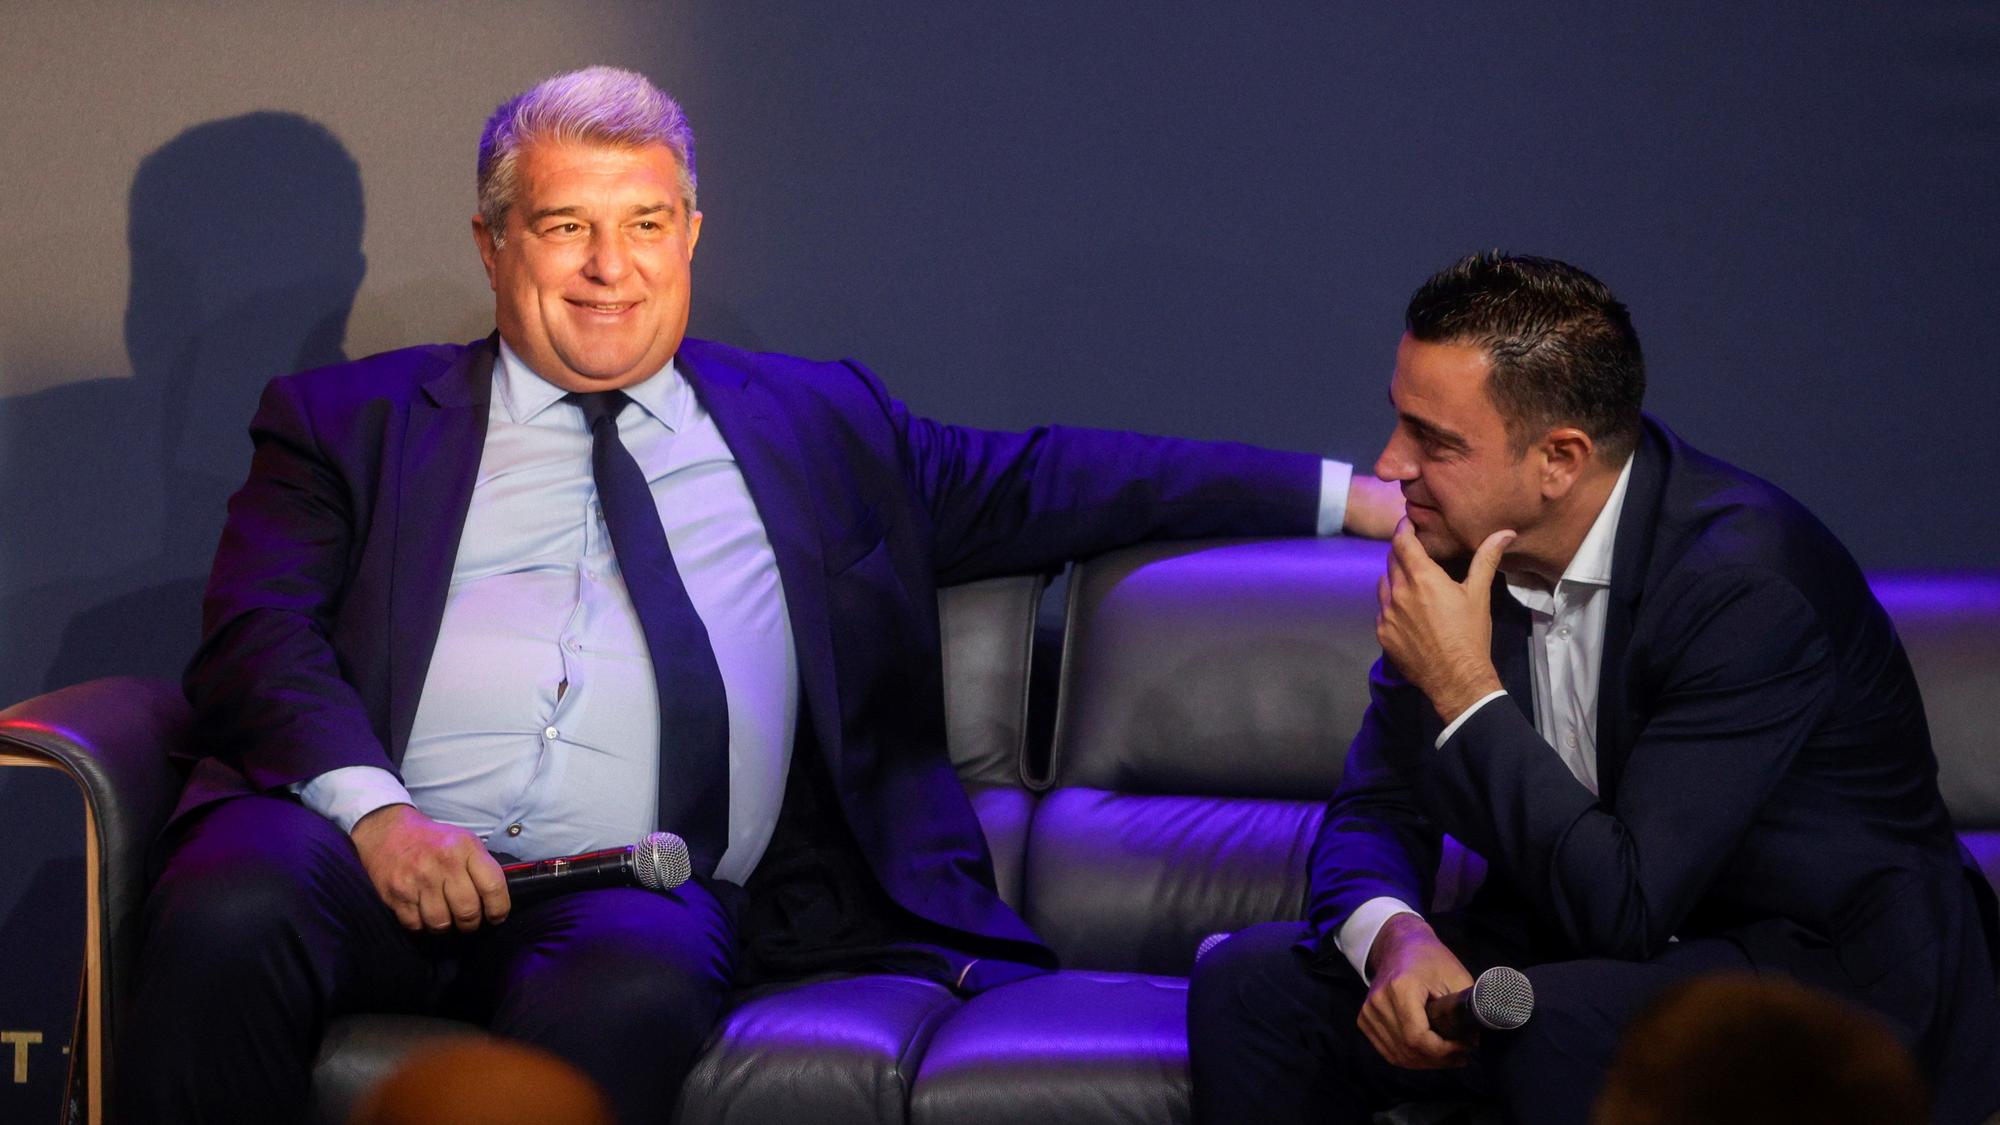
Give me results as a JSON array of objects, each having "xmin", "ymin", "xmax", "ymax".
[
  {"xmin": 1028, "ymin": 538, "xmax": 1389, "ymax": 974},
  {"xmin": 938, "ymin": 573, "xmax": 1047, "ymax": 912},
  {"xmin": 1871, "ymin": 574, "xmax": 2000, "ymax": 889}
]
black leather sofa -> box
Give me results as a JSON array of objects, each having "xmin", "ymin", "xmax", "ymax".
[{"xmin": 4, "ymin": 537, "xmax": 1995, "ymax": 1123}]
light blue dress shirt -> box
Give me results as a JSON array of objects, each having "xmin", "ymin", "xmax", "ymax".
[
  {"xmin": 302, "ymin": 342, "xmax": 1352, "ymax": 885},
  {"xmin": 303, "ymin": 341, "xmax": 797, "ymax": 882}
]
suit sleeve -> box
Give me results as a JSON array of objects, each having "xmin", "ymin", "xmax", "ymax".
[
  {"xmin": 182, "ymin": 376, "xmax": 394, "ymax": 793},
  {"xmin": 1425, "ymin": 566, "xmax": 1838, "ymax": 960},
  {"xmin": 856, "ymin": 365, "xmax": 1322, "ymax": 583},
  {"xmin": 1302, "ymin": 656, "xmax": 1444, "ymax": 955}
]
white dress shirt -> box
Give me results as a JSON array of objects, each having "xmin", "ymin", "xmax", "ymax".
[{"xmin": 1336, "ymin": 457, "xmax": 1635, "ymax": 978}]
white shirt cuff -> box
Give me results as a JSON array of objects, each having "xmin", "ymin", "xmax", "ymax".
[
  {"xmin": 1336, "ymin": 896, "xmax": 1421, "ymax": 982},
  {"xmin": 1316, "ymin": 459, "xmax": 1353, "ymax": 537},
  {"xmin": 1433, "ymin": 689, "xmax": 1510, "ymax": 750},
  {"xmin": 295, "ymin": 766, "xmax": 413, "ymax": 834}
]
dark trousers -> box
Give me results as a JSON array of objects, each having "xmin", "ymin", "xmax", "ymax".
[
  {"xmin": 114, "ymin": 796, "xmax": 738, "ymax": 1125},
  {"xmin": 1186, "ymin": 920, "xmax": 1751, "ymax": 1125}
]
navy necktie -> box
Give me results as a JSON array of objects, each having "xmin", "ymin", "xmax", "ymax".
[{"xmin": 569, "ymin": 390, "xmax": 730, "ymax": 877}]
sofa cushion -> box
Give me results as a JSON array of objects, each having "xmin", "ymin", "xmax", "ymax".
[
  {"xmin": 940, "ymin": 574, "xmax": 1045, "ymax": 787},
  {"xmin": 677, "ymin": 974, "xmax": 959, "ymax": 1125},
  {"xmin": 943, "ymin": 575, "xmax": 1043, "ymax": 916},
  {"xmin": 1022, "ymin": 787, "xmax": 1493, "ymax": 976},
  {"xmin": 965, "ymin": 782, "xmax": 1035, "ymax": 913},
  {"xmin": 910, "ymin": 971, "xmax": 1190, "ymax": 1125},
  {"xmin": 305, "ymin": 978, "xmax": 964, "ymax": 1125},
  {"xmin": 1025, "ymin": 788, "xmax": 1322, "ymax": 974},
  {"xmin": 1051, "ymin": 538, "xmax": 1385, "ymax": 797}
]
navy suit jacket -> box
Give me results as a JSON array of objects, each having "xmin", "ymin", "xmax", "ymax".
[
  {"xmin": 178, "ymin": 335, "xmax": 1322, "ymax": 963},
  {"xmin": 1303, "ymin": 417, "xmax": 1999, "ymax": 1116}
]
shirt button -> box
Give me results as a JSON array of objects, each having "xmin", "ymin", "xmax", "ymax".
[
  {"xmin": 544, "ymin": 726, "xmax": 559, "ymax": 740},
  {"xmin": 1565, "ymin": 733, "xmax": 1579, "ymax": 748},
  {"xmin": 506, "ymin": 824, "xmax": 523, "ymax": 837},
  {"xmin": 1558, "ymin": 625, "xmax": 1572, "ymax": 638}
]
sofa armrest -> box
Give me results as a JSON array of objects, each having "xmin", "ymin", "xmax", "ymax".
[{"xmin": 0, "ymin": 676, "xmax": 188, "ymax": 1030}]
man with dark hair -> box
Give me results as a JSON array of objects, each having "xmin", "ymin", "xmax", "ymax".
[
  {"xmin": 116, "ymin": 66, "xmax": 1402, "ymax": 1123},
  {"xmin": 1404, "ymin": 254, "xmax": 1645, "ymax": 462},
  {"xmin": 1189, "ymin": 253, "xmax": 2000, "ymax": 1124}
]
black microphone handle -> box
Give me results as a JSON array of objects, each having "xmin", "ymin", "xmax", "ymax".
[
  {"xmin": 502, "ymin": 847, "xmax": 634, "ymax": 901},
  {"xmin": 1424, "ymin": 987, "xmax": 1478, "ymax": 1043}
]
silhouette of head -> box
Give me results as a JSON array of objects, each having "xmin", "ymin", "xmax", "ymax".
[{"xmin": 125, "ymin": 112, "xmax": 365, "ymax": 488}]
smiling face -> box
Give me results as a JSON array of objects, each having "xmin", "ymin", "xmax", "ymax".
[
  {"xmin": 1374, "ymin": 334, "xmax": 1545, "ymax": 562},
  {"xmin": 473, "ymin": 140, "xmax": 701, "ymax": 392}
]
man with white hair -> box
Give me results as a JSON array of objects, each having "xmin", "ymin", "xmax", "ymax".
[{"xmin": 118, "ymin": 67, "xmax": 1400, "ymax": 1122}]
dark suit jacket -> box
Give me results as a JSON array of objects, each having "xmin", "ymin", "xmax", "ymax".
[
  {"xmin": 1303, "ymin": 416, "xmax": 1999, "ymax": 1118},
  {"xmin": 178, "ymin": 335, "xmax": 1321, "ymax": 965}
]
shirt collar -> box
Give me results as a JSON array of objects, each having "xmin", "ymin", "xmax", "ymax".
[
  {"xmin": 1504, "ymin": 453, "xmax": 1635, "ymax": 608},
  {"xmin": 494, "ymin": 337, "xmax": 688, "ymax": 434}
]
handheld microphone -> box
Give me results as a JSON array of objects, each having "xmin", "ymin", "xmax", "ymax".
[
  {"xmin": 500, "ymin": 832, "xmax": 692, "ymax": 902},
  {"xmin": 1425, "ymin": 966, "xmax": 1534, "ymax": 1042}
]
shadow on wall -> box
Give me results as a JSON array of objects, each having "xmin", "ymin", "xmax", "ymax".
[{"xmin": 0, "ymin": 112, "xmax": 365, "ymax": 707}]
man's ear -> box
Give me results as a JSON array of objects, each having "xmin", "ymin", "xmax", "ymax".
[
  {"xmin": 686, "ymin": 209, "xmax": 702, "ymax": 259},
  {"xmin": 472, "ymin": 214, "xmax": 499, "ymax": 290},
  {"xmin": 1537, "ymin": 427, "xmax": 1596, "ymax": 500}
]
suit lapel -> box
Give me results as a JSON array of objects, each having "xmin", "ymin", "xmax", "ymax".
[
  {"xmin": 1491, "ymin": 583, "xmax": 1534, "ymax": 710},
  {"xmin": 386, "ymin": 338, "xmax": 495, "ymax": 760},
  {"xmin": 676, "ymin": 345, "xmax": 843, "ymax": 776},
  {"xmin": 1595, "ymin": 595, "xmax": 1637, "ymax": 802},
  {"xmin": 1593, "ymin": 421, "xmax": 1669, "ymax": 803}
]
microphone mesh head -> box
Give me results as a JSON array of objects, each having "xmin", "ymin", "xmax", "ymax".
[
  {"xmin": 1470, "ymin": 966, "xmax": 1535, "ymax": 1031},
  {"xmin": 1195, "ymin": 932, "xmax": 1233, "ymax": 964},
  {"xmin": 633, "ymin": 832, "xmax": 693, "ymax": 891}
]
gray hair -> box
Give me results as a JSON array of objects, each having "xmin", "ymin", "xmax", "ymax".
[{"xmin": 477, "ymin": 66, "xmax": 696, "ymax": 247}]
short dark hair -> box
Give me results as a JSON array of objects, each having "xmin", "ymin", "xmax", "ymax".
[{"xmin": 1405, "ymin": 252, "xmax": 1645, "ymax": 461}]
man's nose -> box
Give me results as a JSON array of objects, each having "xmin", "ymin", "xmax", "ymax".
[
  {"xmin": 1375, "ymin": 435, "xmax": 1416, "ymax": 483},
  {"xmin": 583, "ymin": 229, "xmax": 632, "ymax": 283}
]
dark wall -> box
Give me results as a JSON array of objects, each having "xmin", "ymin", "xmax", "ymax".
[{"xmin": 3, "ymin": 3, "xmax": 1995, "ymax": 706}]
